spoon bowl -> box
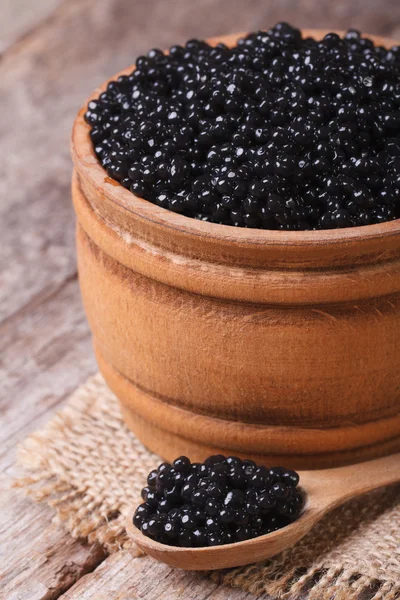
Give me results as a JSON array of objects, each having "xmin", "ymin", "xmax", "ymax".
[{"xmin": 126, "ymin": 453, "xmax": 400, "ymax": 570}]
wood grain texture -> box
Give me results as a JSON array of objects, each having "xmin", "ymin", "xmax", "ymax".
[
  {"xmin": 0, "ymin": 482, "xmax": 106, "ymax": 600},
  {"xmin": 2, "ymin": 0, "xmax": 400, "ymax": 597},
  {"xmin": 0, "ymin": 273, "xmax": 99, "ymax": 599},
  {"xmin": 58, "ymin": 551, "xmax": 259, "ymax": 599}
]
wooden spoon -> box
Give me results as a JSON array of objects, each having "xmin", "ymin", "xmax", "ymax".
[{"xmin": 126, "ymin": 453, "xmax": 400, "ymax": 570}]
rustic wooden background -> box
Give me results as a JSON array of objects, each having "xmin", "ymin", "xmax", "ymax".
[{"xmin": 1, "ymin": 1, "xmax": 400, "ymax": 598}]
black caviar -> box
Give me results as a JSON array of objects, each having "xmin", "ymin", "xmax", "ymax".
[
  {"xmin": 133, "ymin": 455, "xmax": 304, "ymax": 547},
  {"xmin": 86, "ymin": 23, "xmax": 400, "ymax": 230}
]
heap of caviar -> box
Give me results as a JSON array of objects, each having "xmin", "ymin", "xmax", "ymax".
[
  {"xmin": 86, "ymin": 23, "xmax": 400, "ymax": 230},
  {"xmin": 133, "ymin": 455, "xmax": 304, "ymax": 547}
]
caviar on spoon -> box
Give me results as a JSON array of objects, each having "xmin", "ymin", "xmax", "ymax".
[
  {"xmin": 133, "ymin": 455, "xmax": 303, "ymax": 548},
  {"xmin": 127, "ymin": 452, "xmax": 400, "ymax": 570}
]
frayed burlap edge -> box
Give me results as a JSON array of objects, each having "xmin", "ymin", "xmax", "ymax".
[{"xmin": 14, "ymin": 374, "xmax": 400, "ymax": 599}]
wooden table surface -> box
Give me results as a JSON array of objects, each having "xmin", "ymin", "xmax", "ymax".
[{"xmin": 1, "ymin": 1, "xmax": 400, "ymax": 598}]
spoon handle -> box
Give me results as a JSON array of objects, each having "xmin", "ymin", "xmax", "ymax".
[{"xmin": 302, "ymin": 452, "xmax": 400, "ymax": 512}]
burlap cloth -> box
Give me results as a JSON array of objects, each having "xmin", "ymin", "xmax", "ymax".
[{"xmin": 15, "ymin": 374, "xmax": 400, "ymax": 599}]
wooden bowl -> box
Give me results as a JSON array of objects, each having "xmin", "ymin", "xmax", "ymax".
[{"xmin": 71, "ymin": 30, "xmax": 400, "ymax": 469}]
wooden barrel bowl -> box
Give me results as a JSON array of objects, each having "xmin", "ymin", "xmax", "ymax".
[{"xmin": 71, "ymin": 31, "xmax": 400, "ymax": 469}]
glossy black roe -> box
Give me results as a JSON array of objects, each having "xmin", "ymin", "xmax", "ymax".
[
  {"xmin": 133, "ymin": 455, "xmax": 303, "ymax": 547},
  {"xmin": 86, "ymin": 24, "xmax": 400, "ymax": 230}
]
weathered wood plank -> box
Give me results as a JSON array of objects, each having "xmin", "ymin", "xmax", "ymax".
[
  {"xmin": 59, "ymin": 551, "xmax": 259, "ymax": 600},
  {"xmin": 0, "ymin": 482, "xmax": 106, "ymax": 600},
  {"xmin": 0, "ymin": 0, "xmax": 63, "ymax": 53},
  {"xmin": 0, "ymin": 277, "xmax": 95, "ymax": 472},
  {"xmin": 0, "ymin": 274, "xmax": 99, "ymax": 600}
]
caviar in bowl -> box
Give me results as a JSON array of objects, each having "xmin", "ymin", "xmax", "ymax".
[
  {"xmin": 71, "ymin": 27, "xmax": 400, "ymax": 469},
  {"xmin": 84, "ymin": 23, "xmax": 400, "ymax": 231}
]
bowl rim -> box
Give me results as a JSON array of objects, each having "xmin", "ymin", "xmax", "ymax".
[{"xmin": 71, "ymin": 29, "xmax": 400, "ymax": 250}]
